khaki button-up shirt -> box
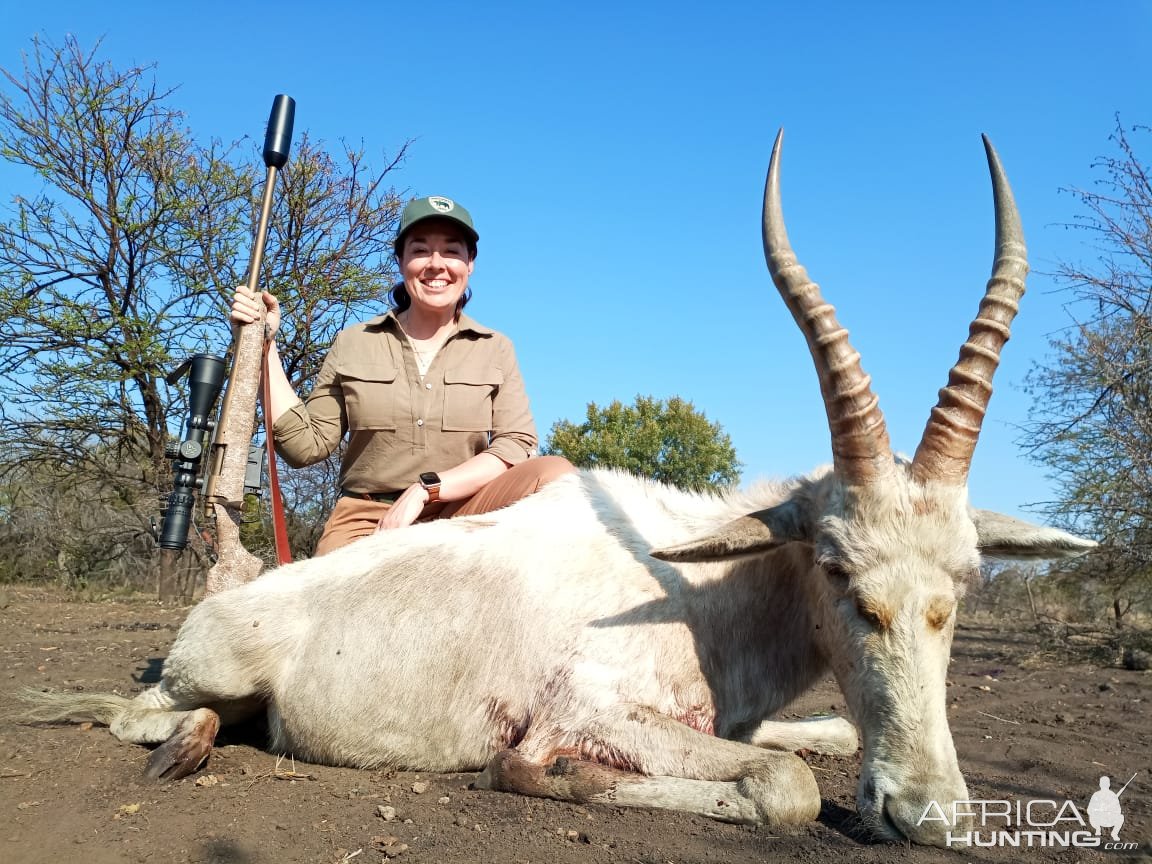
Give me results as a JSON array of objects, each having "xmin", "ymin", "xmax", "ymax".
[{"xmin": 273, "ymin": 310, "xmax": 538, "ymax": 493}]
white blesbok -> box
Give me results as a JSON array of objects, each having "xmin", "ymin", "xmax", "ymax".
[{"xmin": 22, "ymin": 131, "xmax": 1093, "ymax": 846}]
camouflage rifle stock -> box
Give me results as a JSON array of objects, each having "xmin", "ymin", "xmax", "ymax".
[{"xmin": 203, "ymin": 94, "xmax": 295, "ymax": 594}]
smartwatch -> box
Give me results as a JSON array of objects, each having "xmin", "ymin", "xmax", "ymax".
[{"xmin": 419, "ymin": 471, "xmax": 442, "ymax": 503}]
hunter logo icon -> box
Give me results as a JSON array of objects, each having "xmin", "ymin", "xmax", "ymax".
[
  {"xmin": 921, "ymin": 769, "xmax": 1139, "ymax": 850},
  {"xmin": 1087, "ymin": 774, "xmax": 1135, "ymax": 841},
  {"xmin": 428, "ymin": 196, "xmax": 454, "ymax": 213}
]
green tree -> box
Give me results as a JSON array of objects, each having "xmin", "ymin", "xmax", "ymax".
[
  {"xmin": 544, "ymin": 395, "xmax": 741, "ymax": 492},
  {"xmin": 1022, "ymin": 118, "xmax": 1152, "ymax": 628},
  {"xmin": 0, "ymin": 36, "xmax": 406, "ymax": 590}
]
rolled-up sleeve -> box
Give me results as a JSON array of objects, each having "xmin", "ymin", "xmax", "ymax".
[
  {"xmin": 269, "ymin": 315, "xmax": 539, "ymax": 489},
  {"xmin": 272, "ymin": 346, "xmax": 348, "ymax": 468},
  {"xmin": 485, "ymin": 335, "xmax": 538, "ymax": 466}
]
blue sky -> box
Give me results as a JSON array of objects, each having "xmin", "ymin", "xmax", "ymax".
[{"xmin": 3, "ymin": 1, "xmax": 1149, "ymax": 521}]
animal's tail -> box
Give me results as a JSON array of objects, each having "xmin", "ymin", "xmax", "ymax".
[{"xmin": 16, "ymin": 688, "xmax": 133, "ymax": 726}]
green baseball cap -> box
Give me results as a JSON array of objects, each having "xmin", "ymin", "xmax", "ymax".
[{"xmin": 394, "ymin": 196, "xmax": 479, "ymax": 254}]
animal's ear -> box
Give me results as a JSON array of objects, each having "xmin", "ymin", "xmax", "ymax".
[
  {"xmin": 650, "ymin": 502, "xmax": 808, "ymax": 562},
  {"xmin": 971, "ymin": 509, "xmax": 1097, "ymax": 560}
]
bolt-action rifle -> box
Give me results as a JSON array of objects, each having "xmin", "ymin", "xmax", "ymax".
[{"xmin": 200, "ymin": 94, "xmax": 295, "ymax": 594}]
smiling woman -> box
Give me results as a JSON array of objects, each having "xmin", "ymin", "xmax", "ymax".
[{"xmin": 229, "ymin": 195, "xmax": 573, "ymax": 555}]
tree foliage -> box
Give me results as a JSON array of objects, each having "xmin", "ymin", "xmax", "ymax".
[
  {"xmin": 544, "ymin": 395, "xmax": 741, "ymax": 492},
  {"xmin": 1022, "ymin": 118, "xmax": 1152, "ymax": 626},
  {"xmin": 0, "ymin": 35, "xmax": 406, "ymax": 589}
]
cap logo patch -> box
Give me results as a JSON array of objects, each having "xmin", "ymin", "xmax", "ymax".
[{"xmin": 428, "ymin": 196, "xmax": 455, "ymax": 213}]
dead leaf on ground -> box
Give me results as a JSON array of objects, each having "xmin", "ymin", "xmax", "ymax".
[{"xmin": 113, "ymin": 802, "xmax": 141, "ymax": 819}]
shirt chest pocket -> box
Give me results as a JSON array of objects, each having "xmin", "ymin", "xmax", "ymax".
[
  {"xmin": 338, "ymin": 361, "xmax": 398, "ymax": 431},
  {"xmin": 442, "ymin": 366, "xmax": 503, "ymax": 432}
]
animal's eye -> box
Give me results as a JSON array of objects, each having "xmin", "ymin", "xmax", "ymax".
[
  {"xmin": 856, "ymin": 599, "xmax": 883, "ymax": 628},
  {"xmin": 823, "ymin": 561, "xmax": 851, "ymax": 583}
]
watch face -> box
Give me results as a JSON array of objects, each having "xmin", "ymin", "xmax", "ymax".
[{"xmin": 419, "ymin": 472, "xmax": 441, "ymax": 487}]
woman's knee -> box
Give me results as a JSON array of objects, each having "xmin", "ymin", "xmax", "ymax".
[
  {"xmin": 532, "ymin": 454, "xmax": 577, "ymax": 484},
  {"xmin": 314, "ymin": 497, "xmax": 388, "ymax": 556}
]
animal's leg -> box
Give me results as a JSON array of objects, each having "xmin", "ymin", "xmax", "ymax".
[
  {"xmin": 23, "ymin": 598, "xmax": 266, "ymax": 781},
  {"xmin": 109, "ymin": 687, "xmax": 261, "ymax": 781},
  {"xmin": 744, "ymin": 715, "xmax": 859, "ymax": 755},
  {"xmin": 475, "ymin": 749, "xmax": 789, "ymax": 824},
  {"xmin": 478, "ymin": 707, "xmax": 821, "ymax": 826},
  {"xmin": 122, "ymin": 597, "xmax": 276, "ymax": 779},
  {"xmin": 140, "ymin": 708, "xmax": 220, "ymax": 780},
  {"xmin": 20, "ymin": 685, "xmax": 232, "ymax": 781},
  {"xmin": 113, "ymin": 609, "xmax": 268, "ymax": 779}
]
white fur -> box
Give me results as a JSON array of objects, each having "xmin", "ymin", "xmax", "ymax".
[{"xmin": 28, "ymin": 465, "xmax": 1091, "ymax": 845}]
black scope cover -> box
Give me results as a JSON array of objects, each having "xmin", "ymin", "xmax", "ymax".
[{"xmin": 262, "ymin": 94, "xmax": 295, "ymax": 168}]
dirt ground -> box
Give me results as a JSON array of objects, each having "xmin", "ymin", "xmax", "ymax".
[{"xmin": 1, "ymin": 587, "xmax": 1149, "ymax": 864}]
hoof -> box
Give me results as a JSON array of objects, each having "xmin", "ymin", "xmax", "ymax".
[
  {"xmin": 144, "ymin": 708, "xmax": 220, "ymax": 781},
  {"xmin": 471, "ymin": 749, "xmax": 522, "ymax": 791}
]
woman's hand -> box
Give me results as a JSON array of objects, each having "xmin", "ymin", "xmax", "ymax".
[
  {"xmin": 230, "ymin": 286, "xmax": 281, "ymax": 336},
  {"xmin": 375, "ymin": 484, "xmax": 430, "ymax": 533}
]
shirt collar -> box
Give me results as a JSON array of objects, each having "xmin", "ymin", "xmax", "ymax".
[{"xmin": 366, "ymin": 308, "xmax": 494, "ymax": 337}]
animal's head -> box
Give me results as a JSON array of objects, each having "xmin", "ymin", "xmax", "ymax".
[{"xmin": 652, "ymin": 131, "xmax": 1095, "ymax": 846}]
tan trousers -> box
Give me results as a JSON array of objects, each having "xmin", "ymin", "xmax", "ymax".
[{"xmin": 314, "ymin": 455, "xmax": 575, "ymax": 556}]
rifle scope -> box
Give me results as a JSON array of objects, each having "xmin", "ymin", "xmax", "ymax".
[{"xmin": 158, "ymin": 353, "xmax": 227, "ymax": 551}]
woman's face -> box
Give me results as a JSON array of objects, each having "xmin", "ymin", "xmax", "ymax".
[{"xmin": 400, "ymin": 219, "xmax": 475, "ymax": 316}]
